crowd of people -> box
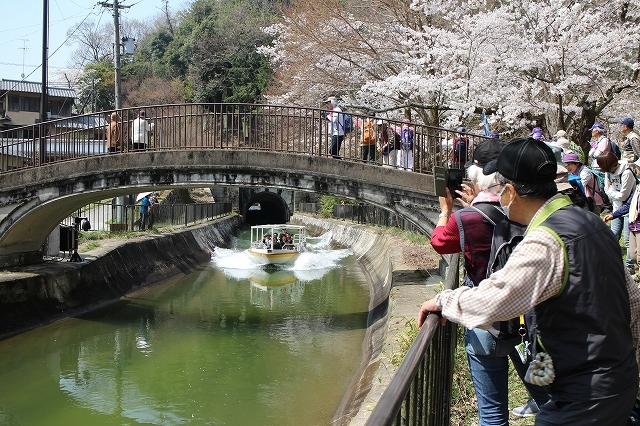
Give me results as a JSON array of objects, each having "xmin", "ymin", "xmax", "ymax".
[
  {"xmin": 324, "ymin": 98, "xmax": 415, "ymax": 170},
  {"xmin": 421, "ymin": 120, "xmax": 640, "ymax": 426},
  {"xmin": 261, "ymin": 229, "xmax": 294, "ymax": 249}
]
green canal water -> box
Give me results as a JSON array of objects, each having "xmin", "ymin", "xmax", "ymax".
[{"xmin": 0, "ymin": 231, "xmax": 371, "ymax": 425}]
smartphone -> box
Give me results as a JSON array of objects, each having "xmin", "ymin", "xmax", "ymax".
[
  {"xmin": 447, "ymin": 168, "xmax": 465, "ymax": 197},
  {"xmin": 433, "ymin": 166, "xmax": 447, "ymax": 197}
]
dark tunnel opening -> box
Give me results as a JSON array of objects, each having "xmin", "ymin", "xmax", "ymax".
[{"xmin": 244, "ymin": 192, "xmax": 289, "ymax": 225}]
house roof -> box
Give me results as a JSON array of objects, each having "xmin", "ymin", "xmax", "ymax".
[
  {"xmin": 54, "ymin": 115, "xmax": 107, "ymax": 129},
  {"xmin": 0, "ymin": 79, "xmax": 76, "ymax": 99}
]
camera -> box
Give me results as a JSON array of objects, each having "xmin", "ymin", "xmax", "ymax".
[{"xmin": 433, "ymin": 166, "xmax": 464, "ymax": 197}]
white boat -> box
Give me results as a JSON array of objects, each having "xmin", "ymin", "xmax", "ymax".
[{"xmin": 247, "ymin": 224, "xmax": 306, "ymax": 265}]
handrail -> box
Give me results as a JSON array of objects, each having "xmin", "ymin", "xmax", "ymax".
[
  {"xmin": 365, "ymin": 253, "xmax": 460, "ymax": 426},
  {"xmin": 366, "ymin": 313, "xmax": 441, "ymax": 425},
  {"xmin": 0, "ymin": 103, "xmax": 491, "ymax": 175}
]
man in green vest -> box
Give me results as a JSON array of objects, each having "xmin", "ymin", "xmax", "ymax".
[{"xmin": 419, "ymin": 137, "xmax": 640, "ymax": 425}]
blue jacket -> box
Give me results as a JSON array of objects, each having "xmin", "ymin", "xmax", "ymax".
[{"xmin": 140, "ymin": 196, "xmax": 151, "ymax": 214}]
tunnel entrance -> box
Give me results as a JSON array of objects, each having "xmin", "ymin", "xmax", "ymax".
[{"xmin": 244, "ymin": 191, "xmax": 290, "ymax": 225}]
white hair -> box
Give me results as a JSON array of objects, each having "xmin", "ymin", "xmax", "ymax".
[{"xmin": 466, "ymin": 164, "xmax": 500, "ymax": 193}]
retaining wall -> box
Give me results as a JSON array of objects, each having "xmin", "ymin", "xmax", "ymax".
[
  {"xmin": 0, "ymin": 215, "xmax": 242, "ymax": 339},
  {"xmin": 291, "ymin": 214, "xmax": 410, "ymax": 426}
]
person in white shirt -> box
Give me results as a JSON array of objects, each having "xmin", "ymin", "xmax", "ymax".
[
  {"xmin": 324, "ymin": 97, "xmax": 344, "ymax": 158},
  {"xmin": 131, "ymin": 110, "xmax": 154, "ymax": 151}
]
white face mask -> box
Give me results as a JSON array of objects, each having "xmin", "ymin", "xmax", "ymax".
[{"xmin": 499, "ymin": 186, "xmax": 512, "ymax": 219}]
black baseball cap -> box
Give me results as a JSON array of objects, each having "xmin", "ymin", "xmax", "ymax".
[
  {"xmin": 483, "ymin": 137, "xmax": 557, "ymax": 184},
  {"xmin": 464, "ymin": 139, "xmax": 505, "ymax": 169}
]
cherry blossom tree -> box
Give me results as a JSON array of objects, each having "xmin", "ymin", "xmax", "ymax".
[{"xmin": 261, "ymin": 0, "xmax": 640, "ymax": 138}]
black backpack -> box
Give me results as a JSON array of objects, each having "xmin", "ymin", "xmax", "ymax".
[
  {"xmin": 609, "ymin": 138, "xmax": 622, "ymax": 159},
  {"xmin": 485, "ymin": 217, "xmax": 527, "ymax": 339}
]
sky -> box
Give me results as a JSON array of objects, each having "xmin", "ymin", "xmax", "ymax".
[{"xmin": 1, "ymin": 0, "xmax": 177, "ymax": 86}]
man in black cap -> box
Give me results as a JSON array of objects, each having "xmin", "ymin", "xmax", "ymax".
[{"xmin": 421, "ymin": 137, "xmax": 640, "ymax": 425}]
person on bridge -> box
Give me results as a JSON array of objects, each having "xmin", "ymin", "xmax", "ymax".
[
  {"xmin": 131, "ymin": 110, "xmax": 154, "ymax": 151},
  {"xmin": 360, "ymin": 111, "xmax": 378, "ymax": 163},
  {"xmin": 106, "ymin": 112, "xmax": 121, "ymax": 153},
  {"xmin": 419, "ymin": 137, "xmax": 640, "ymax": 426},
  {"xmin": 324, "ymin": 97, "xmax": 345, "ymax": 158}
]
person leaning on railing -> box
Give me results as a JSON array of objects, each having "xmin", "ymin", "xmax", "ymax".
[
  {"xmin": 106, "ymin": 112, "xmax": 121, "ymax": 153},
  {"xmin": 429, "ymin": 138, "xmax": 548, "ymax": 425},
  {"xmin": 420, "ymin": 137, "xmax": 640, "ymax": 425}
]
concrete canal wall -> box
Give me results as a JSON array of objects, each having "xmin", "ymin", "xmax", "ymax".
[
  {"xmin": 290, "ymin": 214, "xmax": 431, "ymax": 425},
  {"xmin": 0, "ymin": 215, "xmax": 242, "ymax": 340}
]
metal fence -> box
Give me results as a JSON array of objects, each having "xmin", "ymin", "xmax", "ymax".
[
  {"xmin": 0, "ymin": 103, "xmax": 492, "ymax": 174},
  {"xmin": 332, "ymin": 203, "xmax": 424, "ymax": 233},
  {"xmin": 61, "ymin": 201, "xmax": 232, "ymax": 232},
  {"xmin": 365, "ymin": 254, "xmax": 460, "ymax": 426}
]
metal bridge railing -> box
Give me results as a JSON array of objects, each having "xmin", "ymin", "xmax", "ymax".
[
  {"xmin": 0, "ymin": 103, "xmax": 492, "ymax": 174},
  {"xmin": 365, "ymin": 254, "xmax": 460, "ymax": 426},
  {"xmin": 61, "ymin": 201, "xmax": 232, "ymax": 232}
]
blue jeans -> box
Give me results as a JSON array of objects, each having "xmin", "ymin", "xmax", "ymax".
[
  {"xmin": 465, "ymin": 328, "xmax": 550, "ymax": 426},
  {"xmin": 610, "ymin": 215, "xmax": 632, "ymax": 268},
  {"xmin": 330, "ymin": 135, "xmax": 344, "ymax": 158}
]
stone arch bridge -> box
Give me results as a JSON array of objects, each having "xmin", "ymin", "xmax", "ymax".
[{"xmin": 0, "ymin": 103, "xmax": 491, "ymax": 267}]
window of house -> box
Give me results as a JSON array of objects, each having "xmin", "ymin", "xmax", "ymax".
[
  {"xmin": 8, "ymin": 96, "xmax": 20, "ymax": 111},
  {"xmin": 20, "ymin": 97, "xmax": 40, "ymax": 112}
]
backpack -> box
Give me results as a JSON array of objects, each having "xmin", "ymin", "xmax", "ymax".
[
  {"xmin": 342, "ymin": 113, "xmax": 353, "ymax": 134},
  {"xmin": 362, "ymin": 121, "xmax": 375, "ymax": 144},
  {"xmin": 401, "ymin": 127, "xmax": 414, "ymax": 150},
  {"xmin": 585, "ymin": 168, "xmax": 611, "ymax": 210},
  {"xmin": 452, "ymin": 137, "xmax": 468, "ymax": 164},
  {"xmin": 609, "ymin": 138, "xmax": 622, "ymax": 159}
]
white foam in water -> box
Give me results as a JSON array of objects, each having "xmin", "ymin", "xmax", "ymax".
[{"xmin": 211, "ymin": 231, "xmax": 352, "ymax": 282}]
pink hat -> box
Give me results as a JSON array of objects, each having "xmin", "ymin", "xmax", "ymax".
[{"xmin": 563, "ymin": 152, "xmax": 580, "ymax": 163}]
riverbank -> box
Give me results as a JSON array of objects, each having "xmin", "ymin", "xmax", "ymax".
[
  {"xmin": 0, "ymin": 215, "xmax": 242, "ymax": 340},
  {"xmin": 289, "ymin": 214, "xmax": 443, "ymax": 425}
]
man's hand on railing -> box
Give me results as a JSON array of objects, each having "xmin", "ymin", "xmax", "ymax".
[{"xmin": 418, "ymin": 298, "xmax": 447, "ymax": 327}]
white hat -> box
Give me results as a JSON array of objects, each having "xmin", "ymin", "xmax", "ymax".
[
  {"xmin": 553, "ymin": 130, "xmax": 567, "ymax": 139},
  {"xmin": 554, "ymin": 137, "xmax": 570, "ymax": 150},
  {"xmin": 555, "ymin": 164, "xmax": 573, "ymax": 191}
]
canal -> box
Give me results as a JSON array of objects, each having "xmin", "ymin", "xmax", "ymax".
[{"xmin": 0, "ymin": 230, "xmax": 371, "ymax": 425}]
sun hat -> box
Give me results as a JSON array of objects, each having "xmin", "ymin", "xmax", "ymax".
[
  {"xmin": 563, "ymin": 152, "xmax": 581, "ymax": 163},
  {"xmin": 483, "ymin": 137, "xmax": 557, "ymax": 184},
  {"xmin": 553, "ymin": 130, "xmax": 567, "ymax": 139},
  {"xmin": 465, "ymin": 139, "xmax": 505, "ymax": 169},
  {"xmin": 589, "ymin": 122, "xmax": 605, "ymax": 132},
  {"xmin": 555, "ymin": 164, "xmax": 573, "ymax": 191},
  {"xmin": 529, "ymin": 127, "xmax": 544, "ymax": 140}
]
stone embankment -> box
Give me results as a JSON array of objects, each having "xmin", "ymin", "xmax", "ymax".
[
  {"xmin": 0, "ymin": 215, "xmax": 242, "ymax": 340},
  {"xmin": 291, "ymin": 214, "xmax": 441, "ymax": 425}
]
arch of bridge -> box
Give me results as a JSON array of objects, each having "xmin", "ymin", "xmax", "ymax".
[{"xmin": 0, "ymin": 150, "xmax": 438, "ymax": 266}]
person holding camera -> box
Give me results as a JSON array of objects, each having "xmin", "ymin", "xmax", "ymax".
[{"xmin": 431, "ymin": 139, "xmax": 549, "ymax": 425}]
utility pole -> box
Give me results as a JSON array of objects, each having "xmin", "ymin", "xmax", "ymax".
[
  {"xmin": 39, "ymin": 0, "xmax": 49, "ymax": 165},
  {"xmin": 99, "ymin": 0, "xmax": 132, "ymax": 225},
  {"xmin": 98, "ymin": 0, "xmax": 130, "ymax": 109}
]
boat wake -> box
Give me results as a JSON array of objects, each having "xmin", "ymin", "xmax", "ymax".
[{"xmin": 211, "ymin": 231, "xmax": 351, "ymax": 283}]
